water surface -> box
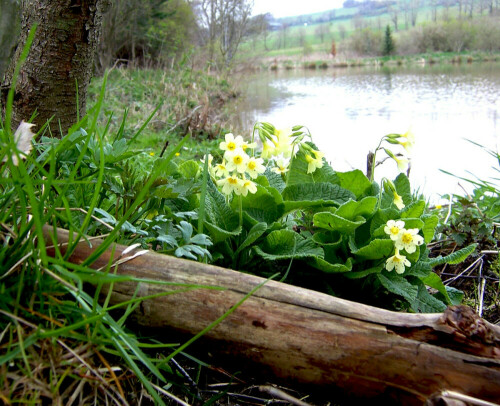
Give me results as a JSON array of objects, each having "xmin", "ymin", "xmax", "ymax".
[{"xmin": 232, "ymin": 63, "xmax": 500, "ymax": 202}]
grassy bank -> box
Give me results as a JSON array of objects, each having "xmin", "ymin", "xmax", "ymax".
[
  {"xmin": 88, "ymin": 66, "xmax": 238, "ymax": 158},
  {"xmin": 246, "ymin": 50, "xmax": 500, "ymax": 71}
]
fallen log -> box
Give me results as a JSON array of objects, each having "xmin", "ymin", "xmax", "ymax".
[{"xmin": 44, "ymin": 226, "xmax": 500, "ymax": 405}]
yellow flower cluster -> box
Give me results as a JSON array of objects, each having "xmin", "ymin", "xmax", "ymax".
[
  {"xmin": 214, "ymin": 133, "xmax": 265, "ymax": 197},
  {"xmin": 384, "ymin": 219, "xmax": 424, "ymax": 274},
  {"xmin": 207, "ymin": 124, "xmax": 326, "ymax": 197}
]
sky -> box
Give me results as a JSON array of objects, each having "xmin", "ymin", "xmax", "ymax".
[{"xmin": 252, "ymin": 0, "xmax": 344, "ymax": 18}]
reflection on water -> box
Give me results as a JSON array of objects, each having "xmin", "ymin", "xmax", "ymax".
[{"xmin": 231, "ymin": 63, "xmax": 500, "ymax": 201}]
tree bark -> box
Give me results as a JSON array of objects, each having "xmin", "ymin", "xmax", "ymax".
[
  {"xmin": 0, "ymin": 0, "xmax": 21, "ymax": 79},
  {"xmin": 1, "ymin": 0, "xmax": 109, "ymax": 135},
  {"xmin": 44, "ymin": 226, "xmax": 500, "ymax": 405}
]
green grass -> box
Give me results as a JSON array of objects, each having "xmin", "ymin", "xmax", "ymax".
[
  {"xmin": 88, "ymin": 65, "xmax": 236, "ymax": 158},
  {"xmin": 241, "ymin": 3, "xmax": 497, "ymax": 60},
  {"xmin": 0, "ymin": 37, "xmax": 251, "ymax": 403}
]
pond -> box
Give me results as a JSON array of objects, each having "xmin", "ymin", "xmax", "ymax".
[{"xmin": 231, "ymin": 62, "xmax": 500, "ymax": 203}]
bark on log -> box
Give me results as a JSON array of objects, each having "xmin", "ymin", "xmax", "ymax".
[{"xmin": 43, "ymin": 226, "xmax": 500, "ymax": 405}]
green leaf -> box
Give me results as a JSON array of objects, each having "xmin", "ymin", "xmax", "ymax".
[
  {"xmin": 282, "ymin": 182, "xmax": 354, "ymax": 212},
  {"xmin": 412, "ymin": 280, "xmax": 447, "ymax": 313},
  {"xmin": 429, "ymin": 243, "xmax": 477, "ymax": 266},
  {"xmin": 264, "ymin": 168, "xmax": 286, "ymax": 192},
  {"xmin": 351, "ymin": 238, "xmax": 394, "ymax": 259},
  {"xmin": 286, "ymin": 145, "xmax": 338, "ymax": 186},
  {"xmin": 313, "ymin": 212, "xmax": 366, "ymax": 234},
  {"xmin": 370, "ymin": 208, "xmax": 399, "ymax": 236},
  {"xmin": 310, "ymin": 257, "xmax": 353, "ymax": 274},
  {"xmin": 204, "ymin": 181, "xmax": 240, "ymax": 243},
  {"xmin": 342, "ymin": 264, "xmax": 384, "ymax": 279},
  {"xmin": 235, "ymin": 222, "xmax": 268, "ymax": 255},
  {"xmin": 335, "ymin": 196, "xmax": 377, "ymax": 220},
  {"xmin": 335, "ymin": 169, "xmax": 373, "ymax": 198},
  {"xmin": 444, "ymin": 286, "xmax": 464, "ymax": 306},
  {"xmin": 178, "ymin": 160, "xmax": 200, "ymax": 179},
  {"xmin": 394, "ymin": 173, "xmax": 412, "ymax": 203},
  {"xmin": 254, "ymin": 230, "xmax": 323, "ymax": 261},
  {"xmin": 233, "ymin": 185, "xmax": 284, "ymax": 224},
  {"xmin": 421, "ymin": 272, "xmax": 451, "ymax": 304},
  {"xmin": 401, "ymin": 200, "xmax": 426, "ymax": 219},
  {"xmin": 378, "ymin": 272, "xmax": 418, "ymax": 304},
  {"xmin": 421, "ymin": 214, "xmax": 439, "ymax": 243}
]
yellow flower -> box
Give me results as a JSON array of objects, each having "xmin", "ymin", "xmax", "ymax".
[
  {"xmin": 241, "ymin": 140, "xmax": 257, "ymax": 151},
  {"xmin": 394, "ymin": 155, "xmax": 409, "ymax": 173},
  {"xmin": 246, "ymin": 157, "xmax": 265, "ymax": 179},
  {"xmin": 149, "ymin": 152, "xmax": 155, "ymax": 156},
  {"xmin": 175, "ymin": 152, "xmax": 180, "ymax": 157},
  {"xmin": 217, "ymin": 175, "xmax": 242, "ymax": 196},
  {"xmin": 239, "ymin": 179, "xmax": 258, "ymax": 196},
  {"xmin": 395, "ymin": 228, "xmax": 424, "ymax": 254},
  {"xmin": 393, "ymin": 191, "xmax": 405, "ymax": 210},
  {"xmin": 385, "ymin": 249, "xmax": 411, "ymax": 274},
  {"xmin": 226, "ymin": 148, "xmax": 249, "ymax": 174},
  {"xmin": 261, "ymin": 141, "xmax": 276, "ymax": 160},
  {"xmin": 274, "ymin": 127, "xmax": 294, "ymax": 158},
  {"xmin": 214, "ymin": 160, "xmax": 229, "ymax": 178},
  {"xmin": 271, "ymin": 156, "xmax": 290, "ymax": 175},
  {"xmin": 305, "ymin": 153, "xmax": 323, "ymax": 174},
  {"xmin": 220, "ymin": 133, "xmax": 243, "ymax": 155},
  {"xmin": 399, "ymin": 129, "xmax": 415, "ymax": 153},
  {"xmin": 384, "ymin": 220, "xmax": 405, "ymax": 241}
]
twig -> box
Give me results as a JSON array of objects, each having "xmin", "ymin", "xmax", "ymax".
[
  {"xmin": 169, "ymin": 357, "xmax": 199, "ymax": 395},
  {"xmin": 259, "ymin": 385, "xmax": 313, "ymax": 406},
  {"xmin": 444, "ymin": 255, "xmax": 484, "ymax": 285},
  {"xmin": 478, "ymin": 277, "xmax": 487, "ymax": 317},
  {"xmin": 150, "ymin": 383, "xmax": 192, "ymax": 406}
]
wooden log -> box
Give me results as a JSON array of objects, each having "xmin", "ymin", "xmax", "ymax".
[{"xmin": 43, "ymin": 226, "xmax": 500, "ymax": 405}]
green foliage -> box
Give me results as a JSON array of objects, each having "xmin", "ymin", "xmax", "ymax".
[
  {"xmin": 195, "ymin": 125, "xmax": 474, "ymax": 312},
  {"xmin": 383, "ymin": 25, "xmax": 395, "ymax": 56},
  {"xmin": 0, "ymin": 66, "xmax": 242, "ymax": 402}
]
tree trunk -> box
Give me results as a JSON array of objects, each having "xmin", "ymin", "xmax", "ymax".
[
  {"xmin": 44, "ymin": 226, "xmax": 500, "ymax": 405},
  {"xmin": 0, "ymin": 0, "xmax": 21, "ymax": 80},
  {"xmin": 1, "ymin": 0, "xmax": 109, "ymax": 135}
]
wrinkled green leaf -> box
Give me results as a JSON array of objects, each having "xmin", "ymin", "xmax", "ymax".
[
  {"xmin": 235, "ymin": 222, "xmax": 268, "ymax": 255},
  {"xmin": 178, "ymin": 160, "xmax": 199, "ymax": 179},
  {"xmin": 350, "ymin": 238, "xmax": 394, "ymax": 259},
  {"xmin": 421, "ymin": 214, "xmax": 439, "ymax": 243},
  {"xmin": 233, "ymin": 185, "xmax": 284, "ymax": 224},
  {"xmin": 335, "ymin": 169, "xmax": 373, "ymax": 199},
  {"xmin": 429, "ymin": 243, "xmax": 477, "ymax": 266},
  {"xmin": 254, "ymin": 230, "xmax": 323, "ymax": 261},
  {"xmin": 314, "ymin": 212, "xmax": 366, "ymax": 234}
]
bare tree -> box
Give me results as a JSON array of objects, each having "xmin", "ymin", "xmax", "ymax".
[
  {"xmin": 389, "ymin": 6, "xmax": 399, "ymax": 31},
  {"xmin": 195, "ymin": 0, "xmax": 252, "ymax": 67},
  {"xmin": 2, "ymin": 0, "xmax": 109, "ymax": 135},
  {"xmin": 314, "ymin": 23, "xmax": 331, "ymax": 43},
  {"xmin": 338, "ymin": 24, "xmax": 347, "ymax": 40}
]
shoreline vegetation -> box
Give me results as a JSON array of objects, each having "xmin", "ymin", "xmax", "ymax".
[{"xmin": 243, "ymin": 50, "xmax": 500, "ymax": 71}]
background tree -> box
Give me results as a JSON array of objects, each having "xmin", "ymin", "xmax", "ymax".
[
  {"xmin": 383, "ymin": 24, "xmax": 395, "ymax": 55},
  {"xmin": 193, "ymin": 0, "xmax": 252, "ymax": 67},
  {"xmin": 2, "ymin": 0, "xmax": 110, "ymax": 135},
  {"xmin": 97, "ymin": 0, "xmax": 194, "ymax": 71}
]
